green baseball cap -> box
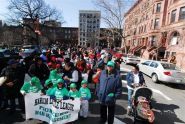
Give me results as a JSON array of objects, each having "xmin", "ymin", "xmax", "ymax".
[
  {"xmin": 70, "ymin": 83, "xmax": 76, "ymax": 88},
  {"xmin": 31, "ymin": 77, "xmax": 40, "ymax": 84},
  {"xmin": 107, "ymin": 61, "xmax": 115, "ymax": 68},
  {"xmin": 45, "ymin": 79, "xmax": 52, "ymax": 86},
  {"xmin": 57, "ymin": 78, "xmax": 64, "ymax": 84},
  {"xmin": 81, "ymin": 80, "xmax": 87, "ymax": 85}
]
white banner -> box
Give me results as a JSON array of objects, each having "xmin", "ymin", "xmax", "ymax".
[{"xmin": 25, "ymin": 93, "xmax": 81, "ymax": 124}]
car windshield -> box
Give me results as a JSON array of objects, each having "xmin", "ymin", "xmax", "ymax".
[{"xmin": 161, "ymin": 63, "xmax": 180, "ymax": 70}]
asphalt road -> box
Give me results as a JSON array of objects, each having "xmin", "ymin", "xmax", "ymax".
[{"xmin": 0, "ymin": 63, "xmax": 185, "ymax": 124}]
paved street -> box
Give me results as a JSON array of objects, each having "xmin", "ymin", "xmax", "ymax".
[{"xmin": 1, "ymin": 63, "xmax": 185, "ymax": 124}]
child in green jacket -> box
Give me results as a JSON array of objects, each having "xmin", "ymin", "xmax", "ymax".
[
  {"xmin": 20, "ymin": 77, "xmax": 43, "ymax": 95},
  {"xmin": 68, "ymin": 83, "xmax": 80, "ymax": 98},
  {"xmin": 52, "ymin": 78, "xmax": 68, "ymax": 101},
  {"xmin": 79, "ymin": 80, "xmax": 91, "ymax": 118}
]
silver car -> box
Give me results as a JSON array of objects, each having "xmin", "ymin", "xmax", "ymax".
[
  {"xmin": 122, "ymin": 54, "xmax": 140, "ymax": 65},
  {"xmin": 137, "ymin": 60, "xmax": 185, "ymax": 84}
]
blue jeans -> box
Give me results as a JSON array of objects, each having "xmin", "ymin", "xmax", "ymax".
[{"xmin": 127, "ymin": 88, "xmax": 133, "ymax": 107}]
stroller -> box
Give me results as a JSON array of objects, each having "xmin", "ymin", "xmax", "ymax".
[{"xmin": 131, "ymin": 87, "xmax": 155, "ymax": 124}]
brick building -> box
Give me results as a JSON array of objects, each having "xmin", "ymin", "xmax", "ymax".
[
  {"xmin": 123, "ymin": 0, "xmax": 168, "ymax": 59},
  {"xmin": 123, "ymin": 0, "xmax": 185, "ymax": 70},
  {"xmin": 163, "ymin": 0, "xmax": 185, "ymax": 69}
]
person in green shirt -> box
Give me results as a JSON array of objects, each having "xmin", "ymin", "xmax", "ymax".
[
  {"xmin": 68, "ymin": 83, "xmax": 80, "ymax": 98},
  {"xmin": 79, "ymin": 80, "xmax": 91, "ymax": 118},
  {"xmin": 41, "ymin": 79, "xmax": 55, "ymax": 96},
  {"xmin": 49, "ymin": 69, "xmax": 61, "ymax": 87},
  {"xmin": 20, "ymin": 77, "xmax": 43, "ymax": 95},
  {"xmin": 52, "ymin": 78, "xmax": 69, "ymax": 101}
]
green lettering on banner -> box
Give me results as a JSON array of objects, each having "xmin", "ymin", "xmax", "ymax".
[
  {"xmin": 46, "ymin": 113, "xmax": 51, "ymax": 119},
  {"xmin": 51, "ymin": 113, "xmax": 71, "ymax": 122},
  {"xmin": 35, "ymin": 110, "xmax": 39, "ymax": 115}
]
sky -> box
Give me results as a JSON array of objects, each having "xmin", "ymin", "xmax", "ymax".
[{"xmin": 0, "ymin": 0, "xmax": 135, "ymax": 27}]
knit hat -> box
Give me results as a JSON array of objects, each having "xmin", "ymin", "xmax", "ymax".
[
  {"xmin": 70, "ymin": 83, "xmax": 76, "ymax": 88},
  {"xmin": 81, "ymin": 80, "xmax": 87, "ymax": 85},
  {"xmin": 107, "ymin": 61, "xmax": 115, "ymax": 68},
  {"xmin": 45, "ymin": 79, "xmax": 52, "ymax": 86},
  {"xmin": 31, "ymin": 77, "xmax": 40, "ymax": 84},
  {"xmin": 57, "ymin": 78, "xmax": 64, "ymax": 84},
  {"xmin": 50, "ymin": 69, "xmax": 57, "ymax": 76}
]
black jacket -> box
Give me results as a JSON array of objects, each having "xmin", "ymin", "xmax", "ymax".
[{"xmin": 28, "ymin": 63, "xmax": 50, "ymax": 81}]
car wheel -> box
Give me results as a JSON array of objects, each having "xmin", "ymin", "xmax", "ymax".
[{"xmin": 152, "ymin": 74, "xmax": 159, "ymax": 83}]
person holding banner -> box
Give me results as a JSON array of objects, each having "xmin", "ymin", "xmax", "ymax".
[
  {"xmin": 51, "ymin": 78, "xmax": 69, "ymax": 101},
  {"xmin": 68, "ymin": 83, "xmax": 80, "ymax": 98},
  {"xmin": 79, "ymin": 80, "xmax": 91, "ymax": 118},
  {"xmin": 20, "ymin": 77, "xmax": 43, "ymax": 95}
]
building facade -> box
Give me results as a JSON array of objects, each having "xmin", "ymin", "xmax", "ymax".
[
  {"xmin": 44, "ymin": 20, "xmax": 61, "ymax": 27},
  {"xmin": 123, "ymin": 0, "xmax": 185, "ymax": 70},
  {"xmin": 123, "ymin": 0, "xmax": 168, "ymax": 60},
  {"xmin": 79, "ymin": 10, "xmax": 101, "ymax": 47},
  {"xmin": 163, "ymin": 0, "xmax": 185, "ymax": 69}
]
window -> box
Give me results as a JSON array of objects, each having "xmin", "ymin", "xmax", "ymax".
[
  {"xmin": 179, "ymin": 7, "xmax": 185, "ymax": 20},
  {"xmin": 142, "ymin": 61, "xmax": 151, "ymax": 66},
  {"xmin": 171, "ymin": 10, "xmax": 176, "ymax": 23},
  {"xmin": 154, "ymin": 18, "xmax": 159, "ymax": 29},
  {"xmin": 171, "ymin": 52, "xmax": 176, "ymax": 57},
  {"xmin": 170, "ymin": 32, "xmax": 180, "ymax": 45},
  {"xmin": 156, "ymin": 3, "xmax": 161, "ymax": 13},
  {"xmin": 165, "ymin": 51, "xmax": 170, "ymax": 59},
  {"xmin": 150, "ymin": 62, "xmax": 158, "ymax": 68}
]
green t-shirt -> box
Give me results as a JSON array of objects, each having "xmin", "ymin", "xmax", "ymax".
[
  {"xmin": 68, "ymin": 90, "xmax": 80, "ymax": 98},
  {"xmin": 49, "ymin": 72, "xmax": 61, "ymax": 87},
  {"xmin": 46, "ymin": 87, "xmax": 55, "ymax": 96},
  {"xmin": 53, "ymin": 87, "xmax": 69, "ymax": 100},
  {"xmin": 79, "ymin": 87, "xmax": 91, "ymax": 99},
  {"xmin": 20, "ymin": 82, "xmax": 43, "ymax": 93}
]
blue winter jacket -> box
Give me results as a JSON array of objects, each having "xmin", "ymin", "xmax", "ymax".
[
  {"xmin": 97, "ymin": 69, "xmax": 122, "ymax": 105},
  {"xmin": 126, "ymin": 71, "xmax": 145, "ymax": 87}
]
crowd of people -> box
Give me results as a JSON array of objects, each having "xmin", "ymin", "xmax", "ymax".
[{"xmin": 0, "ymin": 46, "xmax": 131, "ymax": 124}]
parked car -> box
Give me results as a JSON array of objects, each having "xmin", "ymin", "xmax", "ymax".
[
  {"xmin": 0, "ymin": 49, "xmax": 11, "ymax": 57},
  {"xmin": 19, "ymin": 45, "xmax": 41, "ymax": 58},
  {"xmin": 137, "ymin": 60, "xmax": 185, "ymax": 84},
  {"xmin": 122, "ymin": 54, "xmax": 140, "ymax": 64}
]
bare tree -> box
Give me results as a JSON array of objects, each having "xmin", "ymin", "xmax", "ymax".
[
  {"xmin": 94, "ymin": 0, "xmax": 135, "ymax": 53},
  {"xmin": 7, "ymin": 0, "xmax": 64, "ymax": 45}
]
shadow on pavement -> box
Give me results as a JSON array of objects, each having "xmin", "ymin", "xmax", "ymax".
[
  {"xmin": 152, "ymin": 100, "xmax": 185, "ymax": 124},
  {"xmin": 163, "ymin": 83, "xmax": 185, "ymax": 90},
  {"xmin": 0, "ymin": 110, "xmax": 25, "ymax": 124},
  {"xmin": 89, "ymin": 102, "xmax": 126, "ymax": 116}
]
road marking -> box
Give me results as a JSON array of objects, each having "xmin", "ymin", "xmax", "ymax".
[{"xmin": 151, "ymin": 88, "xmax": 172, "ymax": 101}]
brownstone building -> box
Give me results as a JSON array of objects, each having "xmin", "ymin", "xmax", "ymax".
[
  {"xmin": 123, "ymin": 0, "xmax": 185, "ymax": 70},
  {"xmin": 163, "ymin": 0, "xmax": 185, "ymax": 69},
  {"xmin": 123, "ymin": 0, "xmax": 168, "ymax": 59}
]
